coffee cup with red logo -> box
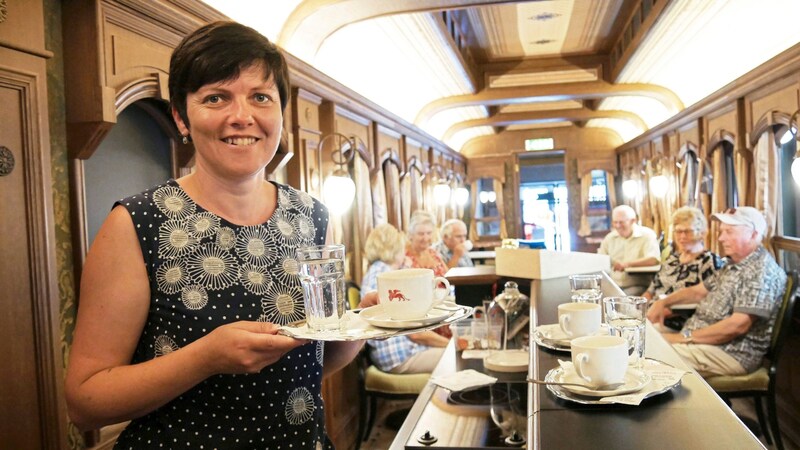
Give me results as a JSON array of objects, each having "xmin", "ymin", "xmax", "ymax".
[{"xmin": 377, "ymin": 268, "xmax": 451, "ymax": 320}]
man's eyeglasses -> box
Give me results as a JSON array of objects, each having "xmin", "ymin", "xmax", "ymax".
[{"xmin": 673, "ymin": 228, "xmax": 696, "ymax": 235}]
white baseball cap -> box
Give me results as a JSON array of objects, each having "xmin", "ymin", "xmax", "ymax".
[{"xmin": 711, "ymin": 207, "xmax": 767, "ymax": 236}]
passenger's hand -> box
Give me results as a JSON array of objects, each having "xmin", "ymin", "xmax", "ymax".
[
  {"xmin": 453, "ymin": 243, "xmax": 467, "ymax": 258},
  {"xmin": 646, "ymin": 299, "xmax": 671, "ymax": 325},
  {"xmin": 200, "ymin": 321, "xmax": 307, "ymax": 375},
  {"xmin": 613, "ymin": 261, "xmax": 627, "ymax": 271},
  {"xmin": 358, "ymin": 291, "xmax": 379, "ymax": 309}
]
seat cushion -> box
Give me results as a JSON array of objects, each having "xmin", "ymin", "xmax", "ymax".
[
  {"xmin": 364, "ymin": 365, "xmax": 430, "ymax": 395},
  {"xmin": 705, "ymin": 367, "xmax": 769, "ymax": 392}
]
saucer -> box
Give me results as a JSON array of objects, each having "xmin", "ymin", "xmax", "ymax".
[
  {"xmin": 483, "ymin": 350, "xmax": 529, "ymax": 373},
  {"xmin": 359, "ymin": 305, "xmax": 452, "ymax": 329},
  {"xmin": 535, "ymin": 324, "xmax": 572, "ymax": 346},
  {"xmin": 557, "ymin": 367, "xmax": 651, "ymax": 397}
]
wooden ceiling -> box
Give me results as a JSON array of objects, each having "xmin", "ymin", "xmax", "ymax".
[{"xmin": 204, "ymin": 0, "xmax": 800, "ymax": 153}]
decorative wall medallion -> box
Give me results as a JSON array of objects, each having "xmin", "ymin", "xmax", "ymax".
[
  {"xmin": 529, "ymin": 12, "xmax": 561, "ymax": 22},
  {"xmin": 0, "ymin": 146, "xmax": 14, "ymax": 176},
  {"xmin": 532, "ymin": 39, "xmax": 555, "ymax": 45},
  {"xmin": 0, "ymin": 1, "xmax": 7, "ymax": 24}
]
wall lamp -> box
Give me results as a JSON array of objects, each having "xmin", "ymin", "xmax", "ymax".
[
  {"xmin": 783, "ymin": 109, "xmax": 800, "ymax": 185},
  {"xmin": 648, "ymin": 157, "xmax": 669, "ymax": 198},
  {"xmin": 318, "ymin": 133, "xmax": 360, "ymax": 215},
  {"xmin": 431, "ymin": 163, "xmax": 452, "ymax": 205}
]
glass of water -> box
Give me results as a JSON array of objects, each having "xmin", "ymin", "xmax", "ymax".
[
  {"xmin": 602, "ymin": 296, "xmax": 647, "ymax": 368},
  {"xmin": 297, "ymin": 244, "xmax": 346, "ymax": 332},
  {"xmin": 569, "ymin": 274, "xmax": 603, "ymax": 304}
]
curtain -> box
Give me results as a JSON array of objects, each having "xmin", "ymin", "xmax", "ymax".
[
  {"xmin": 753, "ymin": 131, "xmax": 781, "ymax": 252},
  {"xmin": 351, "ymin": 156, "xmax": 373, "ymax": 284},
  {"xmin": 578, "ymin": 172, "xmax": 592, "ymax": 237},
  {"xmin": 709, "ymin": 149, "xmax": 730, "ymax": 254},
  {"xmin": 494, "ymin": 178, "xmax": 508, "ymax": 239},
  {"xmin": 646, "ymin": 161, "xmax": 663, "ymax": 238},
  {"xmin": 384, "ymin": 161, "xmax": 402, "ymax": 229},
  {"xmin": 371, "ymin": 167, "xmax": 388, "ymax": 228},
  {"xmin": 469, "ymin": 180, "xmax": 479, "ymax": 241},
  {"xmin": 400, "ymin": 175, "xmax": 412, "ymax": 232},
  {"xmin": 735, "ymin": 149, "xmax": 752, "ymax": 207}
]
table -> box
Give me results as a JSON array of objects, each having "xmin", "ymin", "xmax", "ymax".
[{"xmin": 391, "ymin": 272, "xmax": 764, "ymax": 449}]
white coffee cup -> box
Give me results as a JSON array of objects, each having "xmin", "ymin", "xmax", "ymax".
[
  {"xmin": 463, "ymin": 240, "xmax": 474, "ymax": 252},
  {"xmin": 571, "ymin": 335, "xmax": 629, "ymax": 388},
  {"xmin": 377, "ymin": 268, "xmax": 451, "ymax": 320},
  {"xmin": 558, "ymin": 302, "xmax": 601, "ymax": 338}
]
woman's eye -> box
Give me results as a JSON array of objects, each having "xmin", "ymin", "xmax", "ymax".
[
  {"xmin": 254, "ymin": 93, "xmax": 271, "ymax": 103},
  {"xmin": 205, "ymin": 95, "xmax": 222, "ymax": 104}
]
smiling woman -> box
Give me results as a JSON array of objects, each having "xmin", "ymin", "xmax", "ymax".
[{"xmin": 64, "ymin": 21, "xmax": 377, "ymax": 449}]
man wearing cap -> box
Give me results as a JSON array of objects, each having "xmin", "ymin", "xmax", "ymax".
[
  {"xmin": 434, "ymin": 219, "xmax": 474, "ymax": 269},
  {"xmin": 647, "ymin": 206, "xmax": 786, "ymax": 376},
  {"xmin": 599, "ymin": 205, "xmax": 661, "ymax": 295}
]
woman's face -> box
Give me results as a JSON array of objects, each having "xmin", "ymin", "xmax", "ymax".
[
  {"xmin": 673, "ymin": 221, "xmax": 702, "ymax": 251},
  {"xmin": 409, "ymin": 223, "xmax": 434, "ymax": 253},
  {"xmin": 172, "ymin": 64, "xmax": 283, "ymax": 180}
]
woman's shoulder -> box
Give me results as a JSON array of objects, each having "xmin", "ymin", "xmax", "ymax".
[{"xmin": 115, "ymin": 179, "xmax": 182, "ymax": 212}]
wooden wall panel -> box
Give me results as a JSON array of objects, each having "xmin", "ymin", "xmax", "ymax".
[
  {"xmin": 103, "ymin": 22, "xmax": 172, "ymax": 94},
  {"xmin": 678, "ymin": 121, "xmax": 700, "ymax": 148},
  {"xmin": 706, "ymin": 105, "xmax": 738, "ymax": 143},
  {"xmin": 0, "ymin": 0, "xmax": 46, "ymax": 54},
  {"xmin": 0, "ymin": 45, "xmax": 67, "ymax": 450},
  {"xmin": 748, "ymin": 78, "xmax": 799, "ymax": 129}
]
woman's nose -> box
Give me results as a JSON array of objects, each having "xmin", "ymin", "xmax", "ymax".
[{"xmin": 229, "ymin": 98, "xmax": 254, "ymax": 126}]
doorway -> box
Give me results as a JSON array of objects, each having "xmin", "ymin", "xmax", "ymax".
[{"xmin": 518, "ymin": 151, "xmax": 569, "ymax": 251}]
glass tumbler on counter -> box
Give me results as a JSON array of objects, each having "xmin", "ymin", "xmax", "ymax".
[
  {"xmin": 603, "ymin": 296, "xmax": 647, "ymax": 368},
  {"xmin": 297, "ymin": 244, "xmax": 347, "ymax": 332},
  {"xmin": 569, "ymin": 274, "xmax": 603, "ymax": 304}
]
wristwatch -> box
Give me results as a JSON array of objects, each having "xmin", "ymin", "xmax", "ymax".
[{"xmin": 681, "ymin": 328, "xmax": 694, "ymax": 343}]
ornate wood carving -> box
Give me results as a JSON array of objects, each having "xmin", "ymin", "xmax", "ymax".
[{"xmin": 0, "ymin": 145, "xmax": 14, "ymax": 176}]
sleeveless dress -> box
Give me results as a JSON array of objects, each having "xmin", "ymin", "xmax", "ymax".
[{"xmin": 113, "ymin": 179, "xmax": 333, "ymax": 450}]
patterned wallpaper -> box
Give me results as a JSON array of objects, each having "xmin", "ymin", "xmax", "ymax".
[{"xmin": 44, "ymin": 0, "xmax": 82, "ymax": 448}]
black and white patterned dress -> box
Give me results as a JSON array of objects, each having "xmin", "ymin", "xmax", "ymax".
[{"xmin": 113, "ymin": 179, "xmax": 333, "ymax": 449}]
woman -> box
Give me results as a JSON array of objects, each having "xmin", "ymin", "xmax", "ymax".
[
  {"xmin": 361, "ymin": 224, "xmax": 449, "ymax": 374},
  {"xmin": 644, "ymin": 206, "xmax": 724, "ymax": 301},
  {"xmin": 405, "ymin": 210, "xmax": 448, "ymax": 277},
  {"xmin": 65, "ymin": 22, "xmax": 374, "ymax": 448}
]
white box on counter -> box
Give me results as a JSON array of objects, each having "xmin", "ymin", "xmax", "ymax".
[{"xmin": 494, "ymin": 248, "xmax": 611, "ymax": 280}]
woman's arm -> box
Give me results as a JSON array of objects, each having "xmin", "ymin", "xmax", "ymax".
[
  {"xmin": 646, "ymin": 282, "xmax": 707, "ymax": 324},
  {"xmin": 65, "ymin": 206, "xmax": 303, "ymax": 430},
  {"xmin": 406, "ymin": 331, "xmax": 450, "ymax": 347}
]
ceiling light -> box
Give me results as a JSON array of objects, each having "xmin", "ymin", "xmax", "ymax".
[
  {"xmin": 455, "ymin": 187, "xmax": 470, "ymax": 206},
  {"xmin": 622, "ymin": 179, "xmax": 639, "ymax": 198}
]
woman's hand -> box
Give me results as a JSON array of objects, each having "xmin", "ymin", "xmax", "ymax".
[
  {"xmin": 646, "ymin": 299, "xmax": 671, "ymax": 325},
  {"xmin": 358, "ymin": 291, "xmax": 380, "ymax": 309},
  {"xmin": 199, "ymin": 321, "xmax": 307, "ymax": 375}
]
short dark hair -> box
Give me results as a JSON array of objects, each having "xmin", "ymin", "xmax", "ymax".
[{"xmin": 169, "ymin": 21, "xmax": 290, "ymax": 127}]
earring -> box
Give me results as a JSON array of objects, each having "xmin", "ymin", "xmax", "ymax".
[{"xmin": 181, "ymin": 135, "xmax": 189, "ymax": 145}]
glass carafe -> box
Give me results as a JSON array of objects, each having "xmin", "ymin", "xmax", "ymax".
[{"xmin": 490, "ymin": 281, "xmax": 530, "ymax": 350}]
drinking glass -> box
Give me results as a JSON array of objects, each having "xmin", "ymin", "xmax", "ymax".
[
  {"xmin": 297, "ymin": 244, "xmax": 347, "ymax": 332},
  {"xmin": 603, "ymin": 296, "xmax": 647, "ymax": 368},
  {"xmin": 569, "ymin": 274, "xmax": 603, "ymax": 304}
]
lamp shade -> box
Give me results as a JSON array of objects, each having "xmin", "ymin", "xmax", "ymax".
[
  {"xmin": 323, "ymin": 171, "xmax": 356, "ymax": 215},
  {"xmin": 649, "ymin": 175, "xmax": 669, "ymax": 198},
  {"xmin": 792, "ymin": 157, "xmax": 800, "ymax": 186},
  {"xmin": 454, "ymin": 187, "xmax": 469, "ymax": 206},
  {"xmin": 433, "ymin": 183, "xmax": 451, "ymax": 205},
  {"xmin": 622, "ymin": 179, "xmax": 639, "ymax": 198}
]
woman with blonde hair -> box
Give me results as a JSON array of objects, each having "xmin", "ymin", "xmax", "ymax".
[
  {"xmin": 405, "ymin": 210, "xmax": 448, "ymax": 277},
  {"xmin": 644, "ymin": 206, "xmax": 724, "ymax": 301},
  {"xmin": 361, "ymin": 223, "xmax": 449, "ymax": 374}
]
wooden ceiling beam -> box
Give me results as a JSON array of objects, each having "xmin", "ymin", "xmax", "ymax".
[
  {"xmin": 442, "ymin": 108, "xmax": 646, "ymax": 140},
  {"xmin": 415, "ymin": 80, "xmax": 683, "ymax": 124}
]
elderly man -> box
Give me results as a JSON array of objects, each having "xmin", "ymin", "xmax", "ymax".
[
  {"xmin": 598, "ymin": 205, "xmax": 661, "ymax": 295},
  {"xmin": 433, "ymin": 219, "xmax": 474, "ymax": 269},
  {"xmin": 647, "ymin": 207, "xmax": 786, "ymax": 377}
]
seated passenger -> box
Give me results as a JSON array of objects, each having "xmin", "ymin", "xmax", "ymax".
[
  {"xmin": 599, "ymin": 205, "xmax": 661, "ymax": 295},
  {"xmin": 434, "ymin": 219, "xmax": 474, "ymax": 269},
  {"xmin": 643, "ymin": 206, "xmax": 724, "ymax": 301},
  {"xmin": 647, "ymin": 207, "xmax": 786, "ymax": 377},
  {"xmin": 362, "ymin": 224, "xmax": 449, "ymax": 374},
  {"xmin": 405, "ymin": 210, "xmax": 448, "ymax": 277}
]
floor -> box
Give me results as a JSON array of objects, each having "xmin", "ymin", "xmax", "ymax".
[{"xmin": 361, "ymin": 397, "xmax": 798, "ymax": 450}]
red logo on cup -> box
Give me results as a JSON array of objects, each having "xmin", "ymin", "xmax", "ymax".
[{"xmin": 388, "ymin": 289, "xmax": 411, "ymax": 302}]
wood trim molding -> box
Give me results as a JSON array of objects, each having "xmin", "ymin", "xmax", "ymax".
[
  {"xmin": 751, "ymin": 110, "xmax": 791, "ymax": 147},
  {"xmin": 773, "ymin": 235, "xmax": 800, "ymax": 254},
  {"xmin": 707, "ymin": 130, "xmax": 736, "ymax": 155}
]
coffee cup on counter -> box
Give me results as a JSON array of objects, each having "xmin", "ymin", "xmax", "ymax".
[
  {"xmin": 558, "ymin": 302, "xmax": 601, "ymax": 338},
  {"xmin": 377, "ymin": 268, "xmax": 451, "ymax": 320},
  {"xmin": 570, "ymin": 335, "xmax": 629, "ymax": 389}
]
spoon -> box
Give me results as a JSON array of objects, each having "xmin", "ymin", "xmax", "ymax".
[{"xmin": 527, "ymin": 377, "xmax": 625, "ymax": 391}]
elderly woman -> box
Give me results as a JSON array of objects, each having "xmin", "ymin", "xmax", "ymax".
[
  {"xmin": 65, "ymin": 22, "xmax": 374, "ymax": 448},
  {"xmin": 644, "ymin": 206, "xmax": 724, "ymax": 301},
  {"xmin": 361, "ymin": 224, "xmax": 449, "ymax": 373},
  {"xmin": 405, "ymin": 210, "xmax": 449, "ymax": 277}
]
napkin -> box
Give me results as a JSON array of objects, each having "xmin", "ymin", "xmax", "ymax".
[
  {"xmin": 556, "ymin": 359, "xmax": 687, "ymax": 405},
  {"xmin": 430, "ymin": 369, "xmax": 498, "ymax": 392}
]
